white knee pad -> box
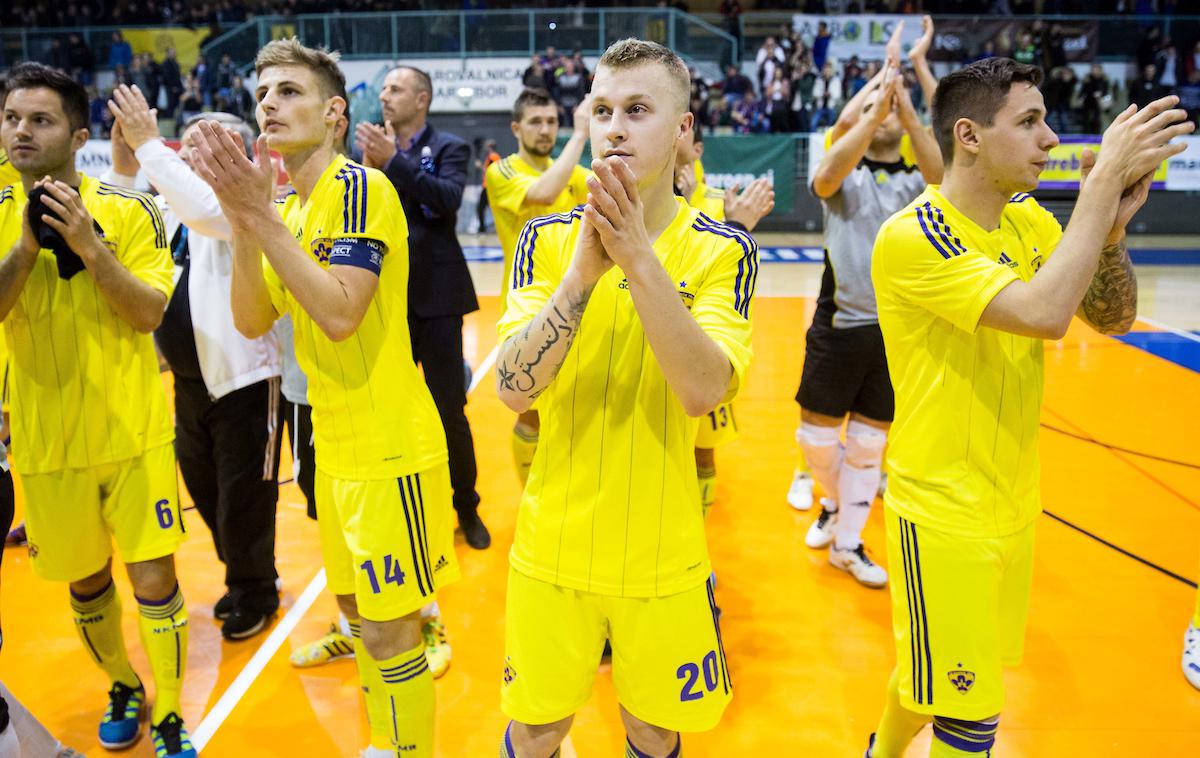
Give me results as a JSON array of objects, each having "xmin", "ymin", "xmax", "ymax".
[
  {"xmin": 797, "ymin": 424, "xmax": 841, "ymax": 460},
  {"xmin": 843, "ymin": 420, "xmax": 887, "ymax": 469}
]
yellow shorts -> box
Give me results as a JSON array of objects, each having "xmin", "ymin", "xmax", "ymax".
[
  {"xmin": 501, "ymin": 568, "xmax": 731, "ymax": 732},
  {"xmin": 885, "ymin": 507, "xmax": 1035, "ymax": 720},
  {"xmin": 21, "ymin": 443, "xmax": 184, "ymax": 582},
  {"xmin": 695, "ymin": 402, "xmax": 738, "ymax": 449},
  {"xmin": 316, "ymin": 463, "xmax": 461, "ymax": 622}
]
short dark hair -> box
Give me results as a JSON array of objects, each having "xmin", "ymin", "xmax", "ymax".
[
  {"xmin": 932, "ymin": 57, "xmax": 1043, "ymax": 164},
  {"xmin": 388, "ymin": 66, "xmax": 433, "ymax": 101},
  {"xmin": 512, "ymin": 88, "xmax": 555, "ymax": 123},
  {"xmin": 2, "ymin": 62, "xmax": 88, "ymax": 132}
]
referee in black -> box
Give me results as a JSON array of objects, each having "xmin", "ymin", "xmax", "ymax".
[{"xmin": 355, "ymin": 65, "xmax": 490, "ymax": 549}]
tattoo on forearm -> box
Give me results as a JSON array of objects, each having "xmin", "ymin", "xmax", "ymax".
[
  {"xmin": 497, "ymin": 285, "xmax": 593, "ymax": 398},
  {"xmin": 1081, "ymin": 239, "xmax": 1138, "ymax": 334}
]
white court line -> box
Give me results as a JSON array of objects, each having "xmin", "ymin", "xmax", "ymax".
[
  {"xmin": 193, "ymin": 568, "xmax": 327, "ymax": 752},
  {"xmin": 1138, "ymin": 316, "xmax": 1200, "ymax": 344},
  {"xmin": 469, "ymin": 344, "xmax": 499, "ymax": 395}
]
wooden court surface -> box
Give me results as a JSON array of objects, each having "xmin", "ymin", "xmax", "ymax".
[{"xmin": 1, "ymin": 257, "xmax": 1198, "ymax": 756}]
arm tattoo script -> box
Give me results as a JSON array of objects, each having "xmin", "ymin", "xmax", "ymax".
[
  {"xmin": 497, "ymin": 285, "xmax": 592, "ymax": 398},
  {"xmin": 1079, "ymin": 239, "xmax": 1138, "ymax": 335}
]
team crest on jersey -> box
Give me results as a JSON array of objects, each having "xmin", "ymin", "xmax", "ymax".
[
  {"xmin": 678, "ymin": 280, "xmax": 694, "ymax": 308},
  {"xmin": 948, "ymin": 667, "xmax": 976, "ymax": 693},
  {"xmin": 503, "ymin": 657, "xmax": 517, "ymax": 686},
  {"xmin": 311, "ymin": 238, "xmax": 332, "ymax": 264},
  {"xmin": 1031, "ymin": 247, "xmax": 1043, "ymax": 271}
]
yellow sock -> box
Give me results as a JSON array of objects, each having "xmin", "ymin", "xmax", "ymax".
[
  {"xmin": 136, "ymin": 585, "xmax": 188, "ymax": 722},
  {"xmin": 374, "ymin": 643, "xmax": 435, "ymax": 757},
  {"xmin": 350, "ymin": 620, "xmax": 392, "ymax": 751},
  {"xmin": 511, "ymin": 426, "xmax": 538, "ymax": 485},
  {"xmin": 871, "ymin": 668, "xmax": 929, "ymax": 757},
  {"xmin": 71, "ymin": 581, "xmax": 140, "ymax": 689},
  {"xmin": 697, "ymin": 466, "xmax": 717, "ymax": 518},
  {"xmin": 930, "ymin": 715, "xmax": 998, "ymax": 756}
]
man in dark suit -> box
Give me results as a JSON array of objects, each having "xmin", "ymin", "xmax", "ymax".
[{"xmin": 356, "ymin": 65, "xmax": 490, "ymax": 551}]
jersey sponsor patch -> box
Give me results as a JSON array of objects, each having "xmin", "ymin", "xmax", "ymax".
[{"xmin": 328, "ymin": 237, "xmax": 385, "ymax": 276}]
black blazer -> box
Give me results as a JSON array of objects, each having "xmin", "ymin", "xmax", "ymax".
[{"xmin": 378, "ymin": 125, "xmax": 479, "ymax": 319}]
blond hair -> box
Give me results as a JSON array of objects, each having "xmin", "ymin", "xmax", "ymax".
[
  {"xmin": 255, "ymin": 37, "xmax": 348, "ymax": 104},
  {"xmin": 597, "ymin": 38, "xmax": 690, "ymax": 113}
]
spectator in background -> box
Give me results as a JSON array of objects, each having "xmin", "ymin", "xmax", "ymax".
[
  {"xmin": 1013, "ymin": 30, "xmax": 1038, "ymax": 66},
  {"xmin": 756, "ymin": 36, "xmax": 787, "ymax": 94},
  {"xmin": 1137, "ymin": 25, "xmax": 1163, "ymax": 71},
  {"xmin": 65, "ymin": 33, "xmax": 93, "ymax": 86},
  {"xmin": 1043, "ymin": 24, "xmax": 1068, "ymax": 70},
  {"xmin": 112, "ymin": 62, "xmax": 133, "ymax": 89},
  {"xmin": 1186, "ymin": 40, "xmax": 1200, "ymax": 83},
  {"xmin": 1080, "ymin": 63, "xmax": 1111, "ymax": 134},
  {"xmin": 790, "ymin": 59, "xmax": 817, "ymax": 133},
  {"xmin": 522, "ymin": 56, "xmax": 551, "ymax": 91},
  {"xmin": 88, "ymin": 85, "xmax": 111, "ymax": 138},
  {"xmin": 109, "ymin": 31, "xmax": 133, "ymax": 71},
  {"xmin": 813, "ymin": 21, "xmax": 832, "ymax": 71},
  {"xmin": 732, "ymin": 90, "xmax": 768, "ymax": 134},
  {"xmin": 1130, "ymin": 63, "xmax": 1168, "ymax": 109},
  {"xmin": 223, "ymin": 74, "xmax": 254, "ymax": 121},
  {"xmin": 812, "ymin": 60, "xmax": 844, "ymax": 129},
  {"xmin": 555, "ymin": 59, "xmax": 587, "ymax": 128},
  {"xmin": 1178, "ymin": 69, "xmax": 1200, "ymax": 126},
  {"xmin": 1157, "ymin": 39, "xmax": 1179, "ymax": 90},
  {"xmin": 177, "ymin": 75, "xmax": 204, "ymax": 130},
  {"xmin": 215, "ymin": 54, "xmax": 235, "ymax": 96},
  {"xmin": 1043, "ymin": 65, "xmax": 1078, "ymax": 134},
  {"xmin": 721, "ymin": 63, "xmax": 753, "ymax": 104},
  {"xmin": 719, "ymin": 0, "xmax": 743, "ymax": 67},
  {"xmin": 765, "ymin": 67, "xmax": 791, "ymax": 132},
  {"xmin": 161, "ymin": 47, "xmax": 183, "ymax": 118}
]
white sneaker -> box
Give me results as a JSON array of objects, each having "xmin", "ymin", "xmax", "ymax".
[
  {"xmin": 787, "ymin": 469, "xmax": 814, "ymax": 511},
  {"xmin": 1184, "ymin": 623, "xmax": 1200, "ymax": 690},
  {"xmin": 830, "ymin": 543, "xmax": 888, "ymax": 588},
  {"xmin": 805, "ymin": 502, "xmax": 837, "ymax": 549}
]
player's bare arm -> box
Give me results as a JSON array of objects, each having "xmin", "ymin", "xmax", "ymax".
[
  {"xmin": 894, "ymin": 76, "xmax": 944, "ymax": 183},
  {"xmin": 980, "ymin": 95, "xmax": 1192, "ymax": 339},
  {"xmin": 587, "ymin": 156, "xmax": 732, "ymax": 417},
  {"xmin": 524, "ymin": 97, "xmax": 590, "ymax": 205},
  {"xmin": 495, "ymin": 218, "xmax": 607, "ymax": 413},
  {"xmin": 1072, "ymin": 149, "xmax": 1143, "ymax": 335},
  {"xmin": 813, "ymin": 67, "xmax": 899, "ymax": 198},
  {"xmin": 39, "ymin": 179, "xmax": 167, "ymax": 332},
  {"xmin": 192, "ymin": 120, "xmax": 377, "ymax": 342},
  {"xmin": 907, "ymin": 16, "xmax": 939, "ymax": 113},
  {"xmin": 228, "ymin": 228, "xmax": 280, "ymax": 339}
]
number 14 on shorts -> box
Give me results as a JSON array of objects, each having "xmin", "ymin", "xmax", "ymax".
[{"xmin": 360, "ymin": 554, "xmax": 406, "ymax": 594}]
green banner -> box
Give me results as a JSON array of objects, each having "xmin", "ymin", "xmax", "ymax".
[{"xmin": 556, "ymin": 133, "xmax": 797, "ymax": 216}]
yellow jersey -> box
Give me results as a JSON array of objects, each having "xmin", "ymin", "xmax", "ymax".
[
  {"xmin": 0, "ymin": 151, "xmax": 18, "ymax": 188},
  {"xmin": 872, "ymin": 186, "xmax": 1062, "ymax": 538},
  {"xmin": 0, "ymin": 177, "xmax": 174, "ymax": 474},
  {"xmin": 688, "ymin": 181, "xmax": 726, "ymax": 220},
  {"xmin": 497, "ymin": 199, "xmax": 757, "ymax": 597},
  {"xmin": 485, "ymin": 153, "xmax": 589, "ymax": 292},
  {"xmin": 266, "ymin": 154, "xmax": 446, "ymax": 481}
]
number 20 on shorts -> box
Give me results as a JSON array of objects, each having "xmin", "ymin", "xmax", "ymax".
[{"xmin": 678, "ymin": 650, "xmax": 721, "ymax": 701}]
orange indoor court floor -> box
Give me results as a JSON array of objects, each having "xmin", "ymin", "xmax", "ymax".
[{"xmin": 1, "ymin": 255, "xmax": 1198, "ymax": 756}]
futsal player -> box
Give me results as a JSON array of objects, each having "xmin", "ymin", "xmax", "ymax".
[
  {"xmin": 673, "ymin": 122, "xmax": 773, "ymax": 515},
  {"xmin": 0, "ymin": 62, "xmax": 195, "ymax": 757},
  {"xmin": 796, "ymin": 63, "xmax": 941, "ymax": 589},
  {"xmin": 866, "ymin": 58, "xmax": 1191, "ymax": 756},
  {"xmin": 486, "ymin": 88, "xmax": 591, "ymax": 485},
  {"xmin": 192, "ymin": 38, "xmax": 458, "ymax": 757},
  {"xmin": 496, "ymin": 39, "xmax": 755, "ymax": 757}
]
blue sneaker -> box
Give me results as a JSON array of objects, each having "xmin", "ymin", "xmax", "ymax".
[
  {"xmin": 151, "ymin": 713, "xmax": 197, "ymax": 758},
  {"xmin": 98, "ymin": 681, "xmax": 145, "ymax": 749}
]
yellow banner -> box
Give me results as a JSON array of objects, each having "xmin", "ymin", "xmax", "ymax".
[
  {"xmin": 122, "ymin": 28, "xmax": 206, "ymax": 72},
  {"xmin": 1040, "ymin": 140, "xmax": 1169, "ymax": 189}
]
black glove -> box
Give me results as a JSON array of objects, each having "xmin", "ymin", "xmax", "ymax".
[{"xmin": 26, "ymin": 185, "xmax": 102, "ymax": 280}]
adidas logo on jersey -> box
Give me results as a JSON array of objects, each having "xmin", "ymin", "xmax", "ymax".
[
  {"xmin": 434, "ymin": 555, "xmax": 449, "ymax": 571},
  {"xmin": 998, "ymin": 252, "xmax": 1018, "ymax": 269}
]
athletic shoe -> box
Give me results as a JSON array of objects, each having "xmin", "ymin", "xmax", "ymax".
[
  {"xmin": 98, "ymin": 682, "xmax": 144, "ymax": 749},
  {"xmin": 787, "ymin": 469, "xmax": 814, "ymax": 511},
  {"xmin": 213, "ymin": 592, "xmax": 235, "ymax": 621},
  {"xmin": 290, "ymin": 623, "xmax": 355, "ymax": 667},
  {"xmin": 4, "ymin": 522, "xmax": 25, "ymax": 547},
  {"xmin": 829, "ymin": 544, "xmax": 888, "ymax": 588},
  {"xmin": 457, "ymin": 508, "xmax": 491, "ymax": 550},
  {"xmin": 150, "ymin": 713, "xmax": 196, "ymax": 758},
  {"xmin": 1184, "ymin": 622, "xmax": 1200, "ymax": 690},
  {"xmin": 56, "ymin": 750, "xmax": 86, "ymax": 758},
  {"xmin": 422, "ymin": 617, "xmax": 452, "ymax": 679},
  {"xmin": 804, "ymin": 503, "xmax": 837, "ymax": 549},
  {"xmin": 221, "ymin": 606, "xmax": 271, "ymax": 641}
]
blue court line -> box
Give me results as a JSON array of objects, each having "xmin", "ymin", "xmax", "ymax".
[
  {"xmin": 1115, "ymin": 331, "xmax": 1200, "ymax": 374},
  {"xmin": 464, "ymin": 246, "xmax": 1200, "ymax": 265}
]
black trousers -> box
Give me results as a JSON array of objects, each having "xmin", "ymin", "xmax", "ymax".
[
  {"xmin": 409, "ymin": 314, "xmax": 479, "ymax": 515},
  {"xmin": 280, "ymin": 398, "xmax": 316, "ymax": 520},
  {"xmin": 175, "ymin": 376, "xmax": 280, "ymax": 602}
]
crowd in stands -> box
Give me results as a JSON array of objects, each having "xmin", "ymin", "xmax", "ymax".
[{"xmin": 521, "ymin": 47, "xmax": 592, "ymax": 127}]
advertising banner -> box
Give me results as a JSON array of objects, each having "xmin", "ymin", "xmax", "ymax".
[
  {"xmin": 790, "ymin": 14, "xmax": 924, "ymax": 63},
  {"xmin": 340, "ymin": 58, "xmax": 535, "ymax": 114},
  {"xmin": 1165, "ymin": 136, "xmax": 1200, "ymax": 191},
  {"xmin": 927, "ymin": 18, "xmax": 1099, "ymax": 64},
  {"xmin": 1042, "ymin": 136, "xmax": 1168, "ymax": 190}
]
